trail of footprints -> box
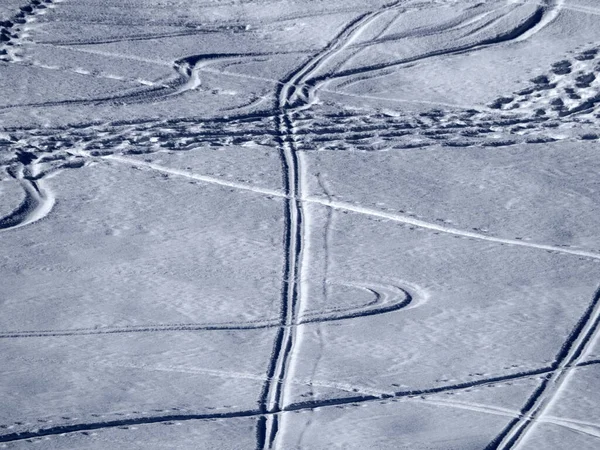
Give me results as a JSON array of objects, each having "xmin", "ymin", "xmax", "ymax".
[
  {"xmin": 0, "ymin": 2, "xmax": 599, "ymax": 445},
  {"xmin": 0, "ymin": 49, "xmax": 597, "ymax": 180},
  {"xmin": 0, "ymin": 0, "xmax": 163, "ymax": 89},
  {"xmin": 490, "ymin": 46, "xmax": 600, "ymax": 120},
  {"xmin": 0, "ymin": 114, "xmax": 277, "ymax": 182},
  {"xmin": 0, "ymin": 108, "xmax": 595, "ymax": 184},
  {"xmin": 0, "ymin": 0, "xmax": 62, "ymax": 63}
]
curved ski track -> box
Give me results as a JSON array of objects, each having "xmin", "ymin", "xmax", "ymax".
[
  {"xmin": 259, "ymin": 3, "xmax": 425, "ymax": 447},
  {"xmin": 0, "ymin": 281, "xmax": 414, "ymax": 338},
  {"xmin": 292, "ymin": 0, "xmax": 564, "ymax": 109},
  {"xmin": 254, "ymin": 2, "xmax": 572, "ymax": 447},
  {"xmin": 0, "ymin": 168, "xmax": 56, "ymax": 232},
  {"xmin": 2, "ymin": 1, "xmax": 597, "ymax": 449}
]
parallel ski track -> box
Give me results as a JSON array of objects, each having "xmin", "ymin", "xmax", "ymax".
[
  {"xmin": 258, "ymin": 2, "xmax": 569, "ymax": 447},
  {"xmin": 301, "ymin": 0, "xmax": 563, "ymax": 106},
  {"xmin": 258, "ymin": 3, "xmax": 413, "ymax": 448},
  {"xmin": 279, "ymin": 1, "xmax": 405, "ymax": 112},
  {"xmin": 0, "ymin": 283, "xmax": 413, "ymax": 338},
  {"xmin": 487, "ymin": 283, "xmax": 600, "ymax": 449},
  {"xmin": 2, "ymin": 1, "xmax": 588, "ymax": 448}
]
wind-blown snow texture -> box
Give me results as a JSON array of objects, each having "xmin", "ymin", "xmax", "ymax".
[{"xmin": 1, "ymin": 0, "xmax": 600, "ymax": 449}]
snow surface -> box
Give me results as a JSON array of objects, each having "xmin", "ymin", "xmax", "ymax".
[{"xmin": 1, "ymin": 0, "xmax": 600, "ymax": 448}]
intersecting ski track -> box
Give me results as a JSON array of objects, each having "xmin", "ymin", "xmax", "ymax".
[
  {"xmin": 2, "ymin": 0, "xmax": 600, "ymax": 448},
  {"xmin": 259, "ymin": 2, "xmax": 450, "ymax": 447},
  {"xmin": 3, "ymin": 358, "xmax": 600, "ymax": 445},
  {"xmin": 487, "ymin": 283, "xmax": 600, "ymax": 449},
  {"xmin": 0, "ymin": 282, "xmax": 414, "ymax": 339},
  {"xmin": 104, "ymin": 155, "xmax": 600, "ymax": 262}
]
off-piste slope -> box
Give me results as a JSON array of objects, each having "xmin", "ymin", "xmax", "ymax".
[{"xmin": 1, "ymin": 0, "xmax": 600, "ymax": 449}]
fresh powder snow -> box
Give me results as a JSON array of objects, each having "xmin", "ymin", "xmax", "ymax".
[{"xmin": 1, "ymin": 0, "xmax": 600, "ymax": 449}]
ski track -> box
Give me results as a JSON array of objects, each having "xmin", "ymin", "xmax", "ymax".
[
  {"xmin": 278, "ymin": 1, "xmax": 407, "ymax": 112},
  {"xmin": 297, "ymin": 0, "xmax": 564, "ymax": 107},
  {"xmin": 294, "ymin": 173, "xmax": 335, "ymax": 450},
  {"xmin": 254, "ymin": 5, "xmax": 418, "ymax": 446},
  {"xmin": 254, "ymin": 2, "xmax": 522, "ymax": 446},
  {"xmin": 415, "ymin": 398, "xmax": 600, "ymax": 441},
  {"xmin": 257, "ymin": 56, "xmax": 305, "ymax": 450},
  {"xmin": 2, "ymin": 1, "xmax": 599, "ymax": 447},
  {"xmin": 105, "ymin": 155, "xmax": 600, "ymax": 262},
  {"xmin": 512, "ymin": 0, "xmax": 600, "ymax": 18},
  {"xmin": 3, "ymin": 360, "xmax": 600, "ymax": 445},
  {"xmin": 8, "ymin": 56, "xmax": 171, "ymax": 89},
  {"xmin": 170, "ymin": 50, "xmax": 319, "ymax": 99},
  {"xmin": 0, "ymin": 280, "xmax": 414, "ymax": 339},
  {"xmin": 487, "ymin": 284, "xmax": 600, "ymax": 449},
  {"xmin": 9, "ymin": 45, "xmax": 313, "ymax": 108},
  {"xmin": 0, "ymin": 165, "xmax": 57, "ymax": 232},
  {"xmin": 542, "ymin": 416, "xmax": 600, "ymax": 440},
  {"xmin": 36, "ymin": 28, "xmax": 245, "ymax": 47},
  {"xmin": 250, "ymin": 1, "xmax": 567, "ymax": 444}
]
